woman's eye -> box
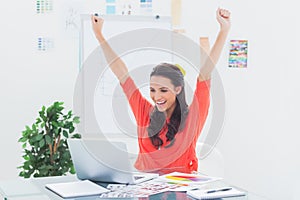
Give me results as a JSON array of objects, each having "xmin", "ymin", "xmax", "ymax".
[
  {"xmin": 161, "ymin": 89, "xmax": 168, "ymax": 93},
  {"xmin": 150, "ymin": 89, "xmax": 155, "ymax": 92}
]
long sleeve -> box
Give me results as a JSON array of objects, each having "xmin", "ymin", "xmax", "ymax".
[{"xmin": 187, "ymin": 79, "xmax": 211, "ymax": 138}]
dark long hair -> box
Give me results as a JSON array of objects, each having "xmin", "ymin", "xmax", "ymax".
[{"xmin": 147, "ymin": 63, "xmax": 189, "ymax": 149}]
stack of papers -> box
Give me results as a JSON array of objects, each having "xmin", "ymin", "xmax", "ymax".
[
  {"xmin": 100, "ymin": 181, "xmax": 171, "ymax": 198},
  {"xmin": 45, "ymin": 180, "xmax": 109, "ymax": 198},
  {"xmin": 187, "ymin": 187, "xmax": 246, "ymax": 199},
  {"xmin": 97, "ymin": 172, "xmax": 224, "ymax": 198}
]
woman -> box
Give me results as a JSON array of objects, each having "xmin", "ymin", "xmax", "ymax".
[{"xmin": 91, "ymin": 8, "xmax": 231, "ymax": 174}]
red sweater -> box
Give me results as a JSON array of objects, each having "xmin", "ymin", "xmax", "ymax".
[{"xmin": 121, "ymin": 77, "xmax": 210, "ymax": 174}]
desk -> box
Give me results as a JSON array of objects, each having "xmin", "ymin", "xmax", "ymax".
[{"xmin": 0, "ymin": 175, "xmax": 268, "ymax": 200}]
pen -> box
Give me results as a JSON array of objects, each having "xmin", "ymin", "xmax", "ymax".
[{"xmin": 206, "ymin": 187, "xmax": 232, "ymax": 193}]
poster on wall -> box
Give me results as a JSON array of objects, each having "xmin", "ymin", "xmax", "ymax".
[
  {"xmin": 37, "ymin": 37, "xmax": 54, "ymax": 51},
  {"xmin": 228, "ymin": 39, "xmax": 248, "ymax": 68},
  {"xmin": 36, "ymin": 0, "xmax": 53, "ymax": 14}
]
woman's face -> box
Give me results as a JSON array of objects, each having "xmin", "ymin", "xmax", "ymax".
[{"xmin": 150, "ymin": 76, "xmax": 181, "ymax": 117}]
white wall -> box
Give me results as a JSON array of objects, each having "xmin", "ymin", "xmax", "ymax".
[
  {"xmin": 0, "ymin": 0, "xmax": 171, "ymax": 181},
  {"xmin": 0, "ymin": 0, "xmax": 79, "ymax": 179},
  {"xmin": 1, "ymin": 1, "xmax": 300, "ymax": 200},
  {"xmin": 181, "ymin": 1, "xmax": 300, "ymax": 200}
]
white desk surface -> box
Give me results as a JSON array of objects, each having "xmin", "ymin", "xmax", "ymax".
[{"xmin": 0, "ymin": 175, "xmax": 269, "ymax": 200}]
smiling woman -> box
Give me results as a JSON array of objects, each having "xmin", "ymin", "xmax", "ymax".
[
  {"xmin": 120, "ymin": 63, "xmax": 210, "ymax": 174},
  {"xmin": 91, "ymin": 8, "xmax": 231, "ymax": 174},
  {"xmin": 148, "ymin": 63, "xmax": 188, "ymax": 150}
]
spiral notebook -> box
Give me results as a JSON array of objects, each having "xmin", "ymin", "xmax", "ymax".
[{"xmin": 187, "ymin": 187, "xmax": 246, "ymax": 199}]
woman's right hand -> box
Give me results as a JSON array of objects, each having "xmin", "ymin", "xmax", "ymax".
[{"xmin": 91, "ymin": 15, "xmax": 105, "ymax": 43}]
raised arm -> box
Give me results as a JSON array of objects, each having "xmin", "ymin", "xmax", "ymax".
[
  {"xmin": 198, "ymin": 8, "xmax": 231, "ymax": 81},
  {"xmin": 91, "ymin": 15, "xmax": 129, "ymax": 84}
]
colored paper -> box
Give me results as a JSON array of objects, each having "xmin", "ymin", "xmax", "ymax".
[
  {"xmin": 158, "ymin": 172, "xmax": 222, "ymax": 185},
  {"xmin": 36, "ymin": 0, "xmax": 53, "ymax": 14},
  {"xmin": 229, "ymin": 39, "xmax": 248, "ymax": 68},
  {"xmin": 37, "ymin": 37, "xmax": 54, "ymax": 51}
]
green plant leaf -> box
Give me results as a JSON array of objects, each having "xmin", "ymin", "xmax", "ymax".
[
  {"xmin": 23, "ymin": 161, "xmax": 30, "ymax": 170},
  {"xmin": 62, "ymin": 151, "xmax": 70, "ymax": 159},
  {"xmin": 25, "ymin": 125, "xmax": 31, "ymax": 131},
  {"xmin": 29, "ymin": 138, "xmax": 36, "ymax": 144},
  {"xmin": 63, "ymin": 130, "xmax": 68, "ymax": 138},
  {"xmin": 32, "ymin": 124, "xmax": 37, "ymax": 131},
  {"xmin": 66, "ymin": 111, "xmax": 72, "ymax": 119},
  {"xmin": 19, "ymin": 171, "xmax": 25, "ymax": 177},
  {"xmin": 39, "ymin": 139, "xmax": 45, "ymax": 148},
  {"xmin": 36, "ymin": 117, "xmax": 42, "ymax": 124},
  {"xmin": 18, "ymin": 137, "xmax": 27, "ymax": 143},
  {"xmin": 57, "ymin": 121, "xmax": 64, "ymax": 127},
  {"xmin": 54, "ymin": 128, "xmax": 59, "ymax": 136},
  {"xmin": 22, "ymin": 130, "xmax": 28, "ymax": 137},
  {"xmin": 53, "ymin": 153, "xmax": 59, "ymax": 160},
  {"xmin": 52, "ymin": 121, "xmax": 58, "ymax": 127},
  {"xmin": 56, "ymin": 101, "xmax": 64, "ymax": 107},
  {"xmin": 45, "ymin": 135, "xmax": 52, "ymax": 144},
  {"xmin": 70, "ymin": 165, "xmax": 76, "ymax": 174},
  {"xmin": 72, "ymin": 133, "xmax": 81, "ymax": 139},
  {"xmin": 73, "ymin": 116, "xmax": 80, "ymax": 124},
  {"xmin": 35, "ymin": 134, "xmax": 43, "ymax": 141},
  {"xmin": 69, "ymin": 126, "xmax": 75, "ymax": 133},
  {"xmin": 64, "ymin": 122, "xmax": 70, "ymax": 129},
  {"xmin": 22, "ymin": 155, "xmax": 30, "ymax": 160},
  {"xmin": 39, "ymin": 106, "xmax": 47, "ymax": 121},
  {"xmin": 33, "ymin": 142, "xmax": 40, "ymax": 149},
  {"xmin": 24, "ymin": 173, "xmax": 31, "ymax": 178}
]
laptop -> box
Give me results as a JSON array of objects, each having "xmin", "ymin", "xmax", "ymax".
[{"xmin": 67, "ymin": 138, "xmax": 159, "ymax": 184}]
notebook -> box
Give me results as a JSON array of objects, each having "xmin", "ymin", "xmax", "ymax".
[
  {"xmin": 45, "ymin": 180, "xmax": 109, "ymax": 198},
  {"xmin": 67, "ymin": 138, "xmax": 159, "ymax": 184},
  {"xmin": 187, "ymin": 187, "xmax": 246, "ymax": 199}
]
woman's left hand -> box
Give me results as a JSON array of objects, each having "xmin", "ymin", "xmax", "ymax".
[{"xmin": 216, "ymin": 8, "xmax": 231, "ymax": 32}]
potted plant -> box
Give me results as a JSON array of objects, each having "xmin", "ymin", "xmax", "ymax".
[{"xmin": 18, "ymin": 101, "xmax": 81, "ymax": 178}]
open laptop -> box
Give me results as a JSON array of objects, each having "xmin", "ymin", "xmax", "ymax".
[{"xmin": 67, "ymin": 138, "xmax": 159, "ymax": 184}]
